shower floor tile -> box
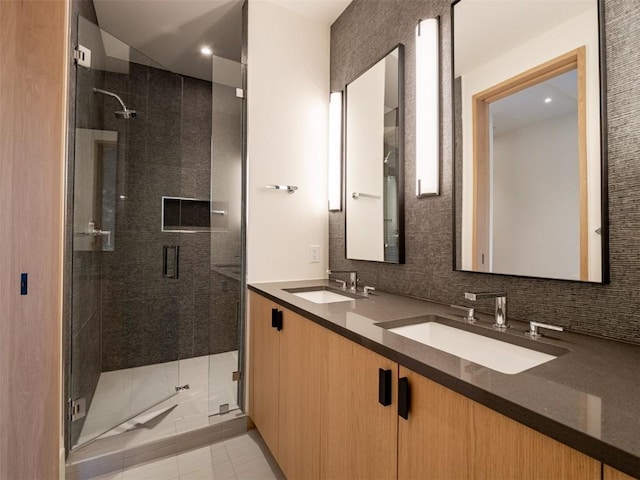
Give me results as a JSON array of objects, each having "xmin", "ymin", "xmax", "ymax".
[{"xmin": 76, "ymin": 352, "xmax": 239, "ymax": 449}]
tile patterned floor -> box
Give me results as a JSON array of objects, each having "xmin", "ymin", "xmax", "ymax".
[
  {"xmin": 76, "ymin": 353, "xmax": 239, "ymax": 448},
  {"xmin": 87, "ymin": 430, "xmax": 284, "ymax": 480}
]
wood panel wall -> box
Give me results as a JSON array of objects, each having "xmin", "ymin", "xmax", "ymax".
[{"xmin": 0, "ymin": 0, "xmax": 68, "ymax": 478}]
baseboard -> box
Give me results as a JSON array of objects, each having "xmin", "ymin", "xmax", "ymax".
[
  {"xmin": 247, "ymin": 416, "xmax": 256, "ymax": 430},
  {"xmin": 59, "ymin": 447, "xmax": 66, "ymax": 480}
]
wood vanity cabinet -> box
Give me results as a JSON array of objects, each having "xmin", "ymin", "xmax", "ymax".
[
  {"xmin": 250, "ymin": 291, "xmax": 619, "ymax": 480},
  {"xmin": 397, "ymin": 367, "xmax": 601, "ymax": 480},
  {"xmin": 249, "ymin": 292, "xmax": 328, "ymax": 480}
]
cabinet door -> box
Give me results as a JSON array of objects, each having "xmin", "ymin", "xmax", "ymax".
[
  {"xmin": 278, "ymin": 309, "xmax": 329, "ymax": 480},
  {"xmin": 321, "ymin": 332, "xmax": 398, "ymax": 480},
  {"xmin": 398, "ymin": 366, "xmax": 600, "ymax": 480},
  {"xmin": 249, "ymin": 292, "xmax": 280, "ymax": 458},
  {"xmin": 470, "ymin": 394, "xmax": 600, "ymax": 479},
  {"xmin": 398, "ymin": 367, "xmax": 473, "ymax": 480},
  {"xmin": 603, "ymin": 465, "xmax": 636, "ymax": 480}
]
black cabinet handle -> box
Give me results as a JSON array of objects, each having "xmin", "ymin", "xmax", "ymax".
[
  {"xmin": 270, "ymin": 308, "xmax": 284, "ymax": 331},
  {"xmin": 398, "ymin": 377, "xmax": 410, "ymax": 419},
  {"xmin": 379, "ymin": 369, "xmax": 392, "ymax": 406}
]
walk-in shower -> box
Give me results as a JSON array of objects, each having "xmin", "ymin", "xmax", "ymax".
[
  {"xmin": 65, "ymin": 13, "xmax": 246, "ymax": 457},
  {"xmin": 93, "ymin": 88, "xmax": 137, "ymax": 119}
]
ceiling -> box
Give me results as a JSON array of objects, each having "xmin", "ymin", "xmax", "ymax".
[
  {"xmin": 93, "ymin": 0, "xmax": 351, "ymax": 82},
  {"xmin": 454, "ymin": 0, "xmax": 596, "ymax": 76},
  {"xmin": 491, "ymin": 69, "xmax": 578, "ymax": 136}
]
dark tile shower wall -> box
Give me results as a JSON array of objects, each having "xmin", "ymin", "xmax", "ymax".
[
  {"xmin": 210, "ymin": 270, "xmax": 240, "ymax": 354},
  {"xmin": 329, "ymin": 0, "xmax": 640, "ymax": 345},
  {"xmin": 100, "ymin": 68, "xmax": 215, "ymax": 371},
  {"xmin": 67, "ymin": 0, "xmax": 106, "ymax": 449}
]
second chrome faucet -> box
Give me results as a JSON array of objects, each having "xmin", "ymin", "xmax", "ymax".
[
  {"xmin": 464, "ymin": 291, "xmax": 508, "ymax": 329},
  {"xmin": 327, "ymin": 269, "xmax": 358, "ymax": 293}
]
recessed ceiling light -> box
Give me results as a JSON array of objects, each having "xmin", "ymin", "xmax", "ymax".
[
  {"xmin": 200, "ymin": 46, "xmax": 213, "ymax": 56},
  {"xmin": 544, "ymin": 97, "xmax": 552, "ymax": 104}
]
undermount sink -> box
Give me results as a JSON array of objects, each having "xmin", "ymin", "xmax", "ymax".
[
  {"xmin": 378, "ymin": 316, "xmax": 567, "ymax": 375},
  {"xmin": 284, "ymin": 286, "xmax": 358, "ymax": 304}
]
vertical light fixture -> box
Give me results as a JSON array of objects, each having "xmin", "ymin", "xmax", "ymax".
[
  {"xmin": 328, "ymin": 91, "xmax": 343, "ymax": 210},
  {"xmin": 416, "ymin": 17, "xmax": 440, "ymax": 197}
]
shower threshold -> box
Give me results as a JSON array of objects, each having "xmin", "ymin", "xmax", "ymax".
[{"xmin": 66, "ymin": 352, "xmax": 245, "ymax": 479}]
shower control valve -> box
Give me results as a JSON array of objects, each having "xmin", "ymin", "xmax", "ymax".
[{"xmin": 87, "ymin": 221, "xmax": 111, "ymax": 247}]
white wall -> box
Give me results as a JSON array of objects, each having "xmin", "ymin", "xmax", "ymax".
[
  {"xmin": 246, "ymin": 0, "xmax": 330, "ymax": 283},
  {"xmin": 492, "ymin": 114, "xmax": 580, "ymax": 279},
  {"xmin": 459, "ymin": 7, "xmax": 601, "ymax": 280}
]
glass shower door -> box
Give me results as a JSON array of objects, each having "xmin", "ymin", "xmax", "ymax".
[
  {"xmin": 69, "ymin": 16, "xmax": 183, "ymax": 449},
  {"xmin": 208, "ymin": 61, "xmax": 245, "ymax": 416}
]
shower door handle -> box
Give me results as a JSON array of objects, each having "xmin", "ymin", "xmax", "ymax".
[{"xmin": 163, "ymin": 245, "xmax": 179, "ymax": 279}]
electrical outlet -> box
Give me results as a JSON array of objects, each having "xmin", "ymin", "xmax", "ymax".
[{"xmin": 310, "ymin": 245, "xmax": 320, "ymax": 263}]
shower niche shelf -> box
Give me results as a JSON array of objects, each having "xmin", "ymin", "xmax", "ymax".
[{"xmin": 162, "ymin": 196, "xmax": 212, "ymax": 233}]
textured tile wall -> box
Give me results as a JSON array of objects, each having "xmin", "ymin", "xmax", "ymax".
[
  {"xmin": 329, "ymin": 0, "xmax": 640, "ymax": 345},
  {"xmin": 210, "ymin": 270, "xmax": 240, "ymax": 354},
  {"xmin": 100, "ymin": 67, "xmax": 215, "ymax": 371}
]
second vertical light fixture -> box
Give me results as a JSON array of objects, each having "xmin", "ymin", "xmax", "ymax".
[
  {"xmin": 328, "ymin": 91, "xmax": 343, "ymax": 211},
  {"xmin": 416, "ymin": 17, "xmax": 440, "ymax": 197}
]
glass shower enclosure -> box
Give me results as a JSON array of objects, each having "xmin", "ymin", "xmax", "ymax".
[{"xmin": 67, "ymin": 15, "xmax": 244, "ymax": 450}]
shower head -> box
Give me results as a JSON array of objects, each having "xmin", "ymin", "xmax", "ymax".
[{"xmin": 93, "ymin": 88, "xmax": 137, "ymax": 119}]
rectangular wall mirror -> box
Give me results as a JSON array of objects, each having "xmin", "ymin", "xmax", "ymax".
[
  {"xmin": 346, "ymin": 45, "xmax": 405, "ymax": 264},
  {"xmin": 453, "ymin": 0, "xmax": 608, "ymax": 283}
]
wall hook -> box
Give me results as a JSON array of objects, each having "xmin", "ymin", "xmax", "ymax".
[{"xmin": 266, "ymin": 184, "xmax": 298, "ymax": 194}]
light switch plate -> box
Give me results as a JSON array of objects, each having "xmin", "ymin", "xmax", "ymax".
[{"xmin": 310, "ymin": 245, "xmax": 320, "ymax": 263}]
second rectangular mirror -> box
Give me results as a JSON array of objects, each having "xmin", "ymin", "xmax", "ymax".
[
  {"xmin": 346, "ymin": 45, "xmax": 405, "ymax": 264},
  {"xmin": 453, "ymin": 0, "xmax": 607, "ymax": 283}
]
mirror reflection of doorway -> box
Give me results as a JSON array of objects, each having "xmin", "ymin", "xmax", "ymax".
[{"xmin": 472, "ymin": 48, "xmax": 588, "ymax": 280}]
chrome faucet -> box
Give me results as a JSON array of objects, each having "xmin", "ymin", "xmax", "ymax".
[
  {"xmin": 464, "ymin": 292, "xmax": 508, "ymax": 329},
  {"xmin": 363, "ymin": 286, "xmax": 376, "ymax": 297},
  {"xmin": 450, "ymin": 304, "xmax": 476, "ymax": 323},
  {"xmin": 333, "ymin": 279, "xmax": 347, "ymax": 290},
  {"xmin": 327, "ymin": 269, "xmax": 358, "ymax": 293},
  {"xmin": 525, "ymin": 321, "xmax": 563, "ymax": 338}
]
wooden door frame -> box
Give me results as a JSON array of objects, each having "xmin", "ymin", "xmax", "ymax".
[{"xmin": 471, "ymin": 47, "xmax": 588, "ymax": 280}]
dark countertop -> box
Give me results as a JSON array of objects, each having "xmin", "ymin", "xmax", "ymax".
[{"xmin": 249, "ymin": 279, "xmax": 640, "ymax": 478}]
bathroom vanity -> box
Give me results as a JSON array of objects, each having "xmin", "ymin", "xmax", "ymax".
[{"xmin": 248, "ymin": 281, "xmax": 639, "ymax": 480}]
